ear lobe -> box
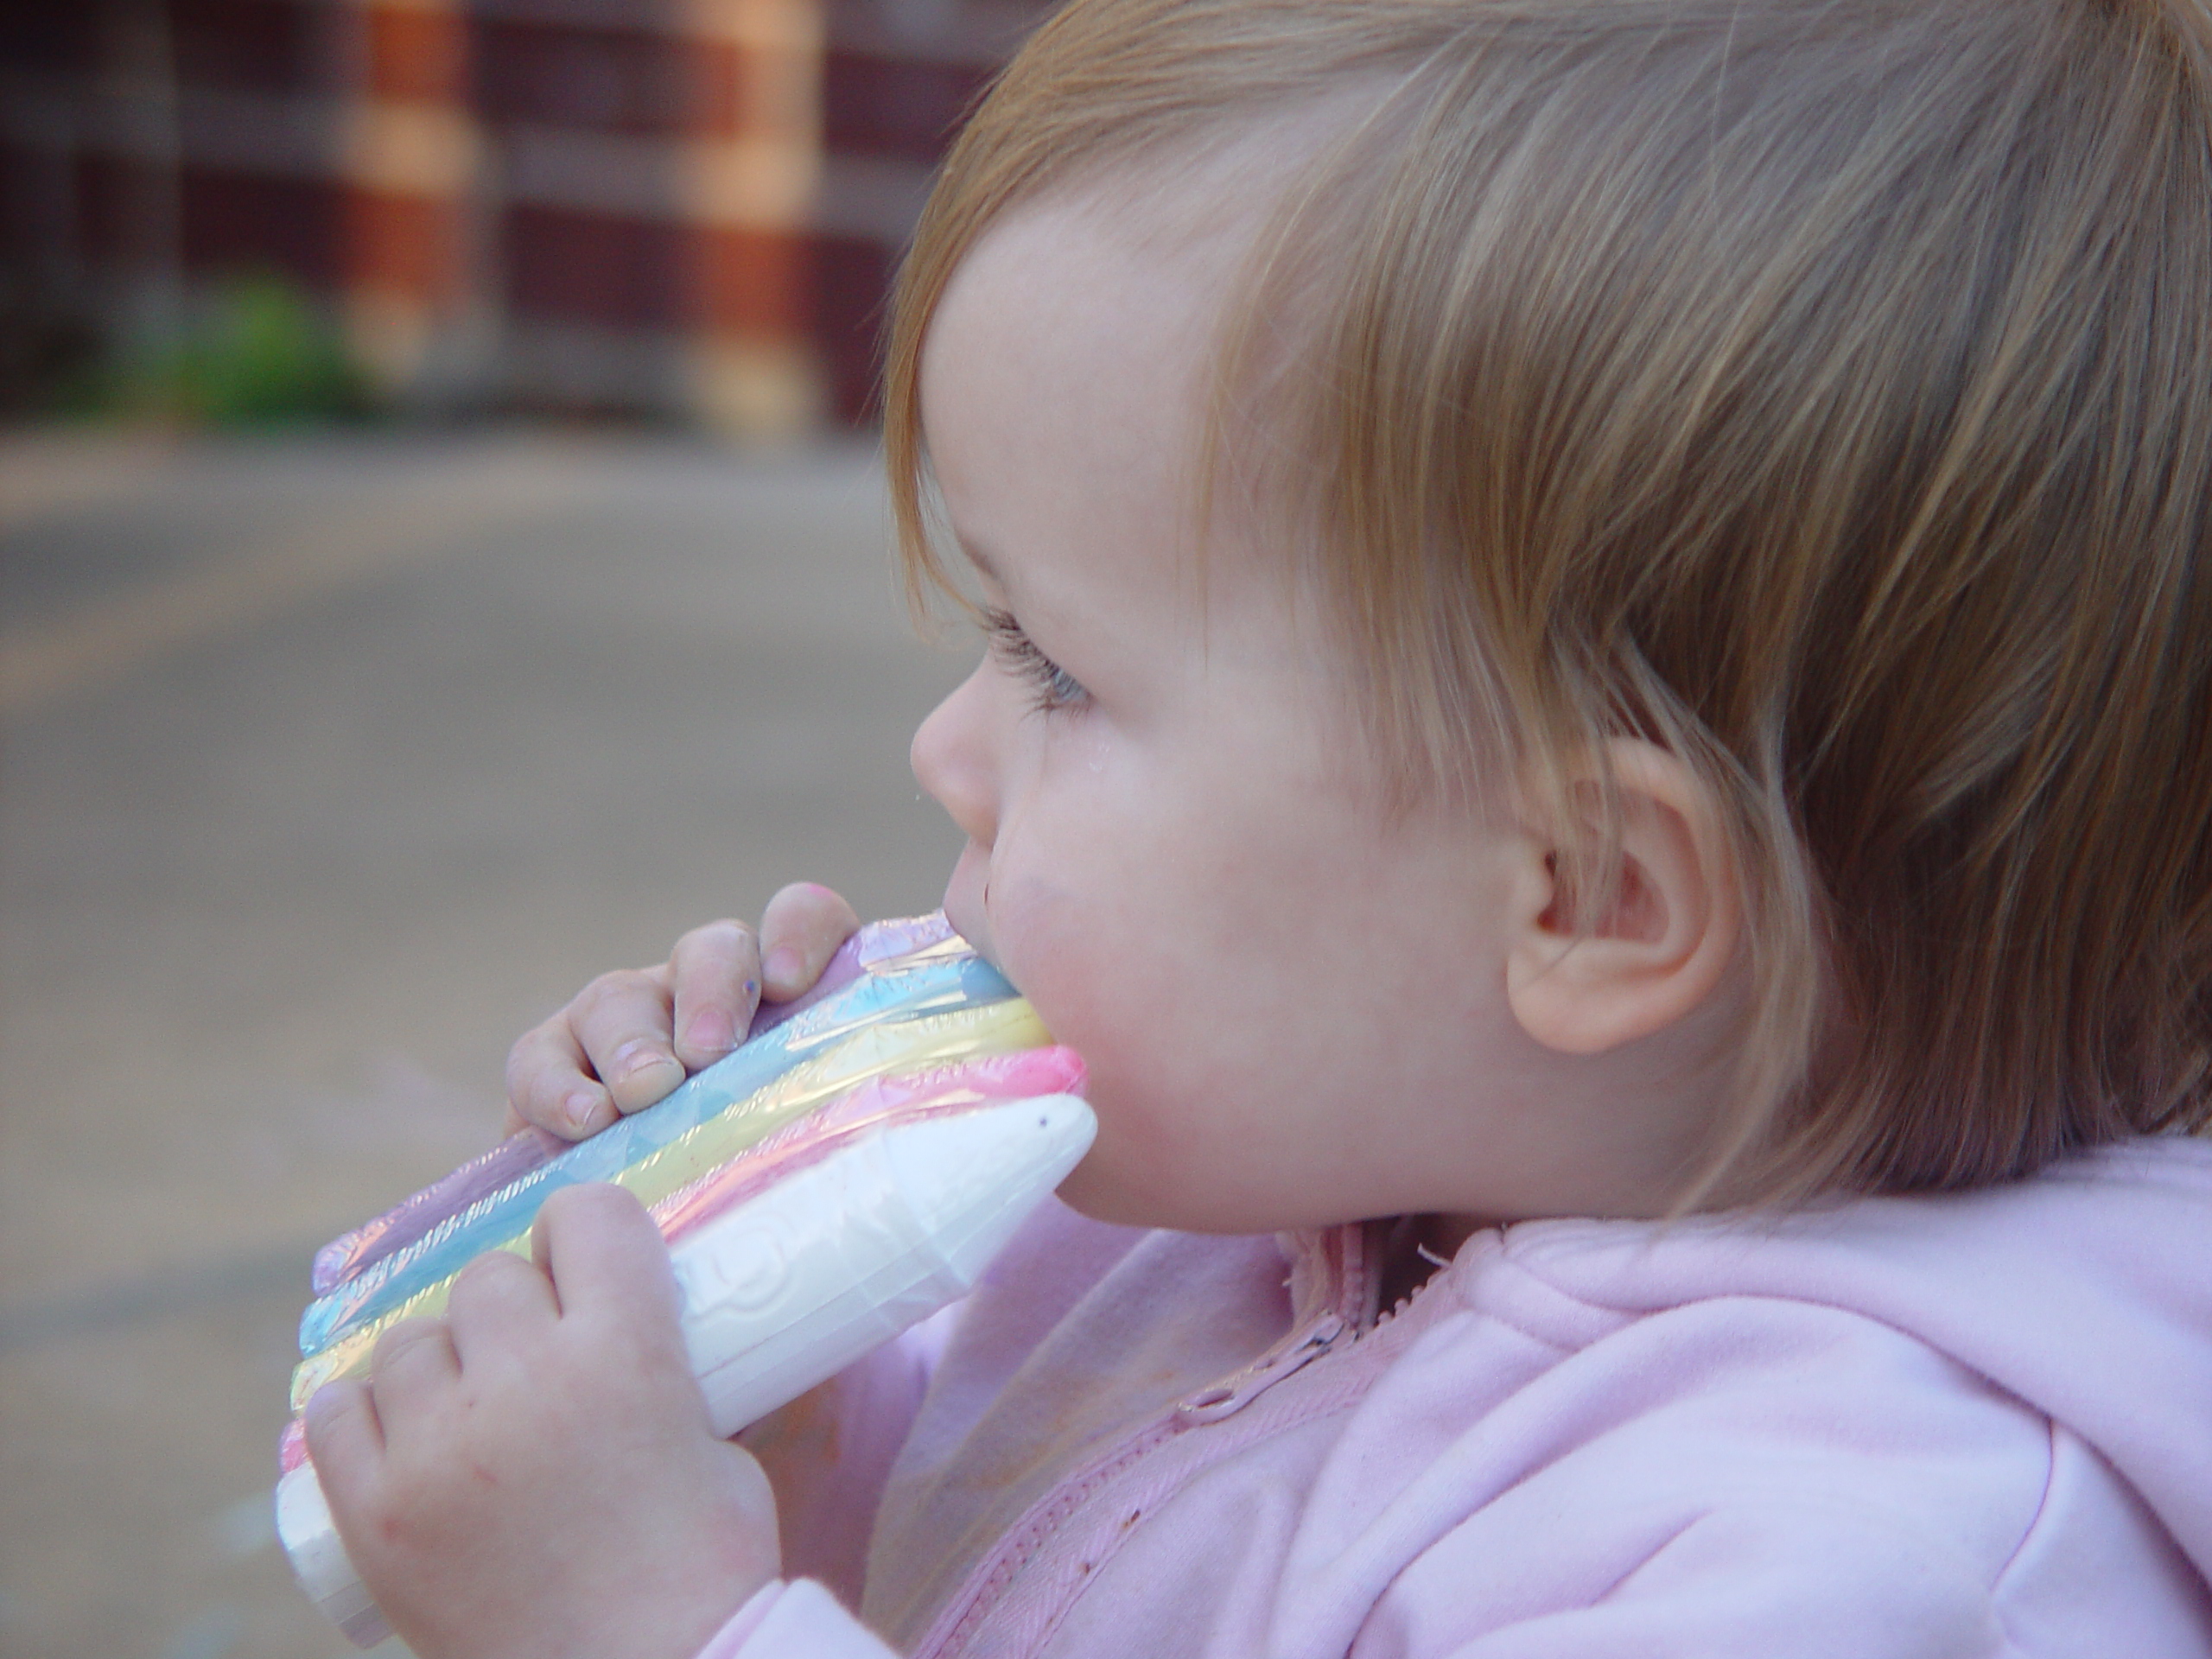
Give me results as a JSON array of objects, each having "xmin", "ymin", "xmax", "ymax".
[{"xmin": 1506, "ymin": 739, "xmax": 1742, "ymax": 1056}]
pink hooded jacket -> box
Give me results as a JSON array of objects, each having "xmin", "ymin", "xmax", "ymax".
[{"xmin": 694, "ymin": 1136, "xmax": 2212, "ymax": 1657}]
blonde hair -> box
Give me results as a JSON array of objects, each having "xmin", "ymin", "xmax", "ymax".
[{"xmin": 884, "ymin": 0, "xmax": 2212, "ymax": 1204}]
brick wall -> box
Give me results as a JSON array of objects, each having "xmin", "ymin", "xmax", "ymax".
[{"xmin": 0, "ymin": 0, "xmax": 1056, "ymax": 432}]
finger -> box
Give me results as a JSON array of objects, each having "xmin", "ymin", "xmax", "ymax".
[
  {"xmin": 567, "ymin": 967, "xmax": 686, "ymax": 1116},
  {"xmin": 668, "ymin": 919, "xmax": 764, "ymax": 1070},
  {"xmin": 303, "ymin": 1378, "xmax": 384, "ymax": 1493},
  {"xmin": 444, "ymin": 1246, "xmax": 557, "ymax": 1371},
  {"xmin": 505, "ymin": 1017, "xmax": 614, "ymax": 1140},
  {"xmin": 758, "ymin": 883, "xmax": 862, "ymax": 1002},
  {"xmin": 707, "ymin": 1439, "xmax": 782, "ymax": 1557},
  {"xmin": 531, "ymin": 1185, "xmax": 684, "ymax": 1356},
  {"xmin": 369, "ymin": 1317, "xmax": 462, "ymax": 1422}
]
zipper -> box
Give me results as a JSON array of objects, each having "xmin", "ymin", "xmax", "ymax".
[
  {"xmin": 908, "ymin": 1307, "xmax": 1359, "ymax": 1658},
  {"xmin": 907, "ymin": 1417, "xmax": 1184, "ymax": 1659},
  {"xmin": 1170, "ymin": 1314, "xmax": 1349, "ymax": 1425},
  {"xmin": 907, "ymin": 1221, "xmax": 1378, "ymax": 1659}
]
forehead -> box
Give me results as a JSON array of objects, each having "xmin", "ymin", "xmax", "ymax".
[
  {"xmin": 924, "ymin": 198, "xmax": 1236, "ymax": 474},
  {"xmin": 917, "ymin": 113, "xmax": 1355, "ymax": 571},
  {"xmin": 924, "ymin": 194, "xmax": 1363, "ymax": 704},
  {"xmin": 918, "ymin": 197, "xmax": 1241, "ymax": 601}
]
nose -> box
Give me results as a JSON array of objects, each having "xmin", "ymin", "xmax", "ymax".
[{"xmin": 911, "ymin": 659, "xmax": 998, "ymax": 848}]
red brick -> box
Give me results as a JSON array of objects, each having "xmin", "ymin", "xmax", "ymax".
[
  {"xmin": 365, "ymin": 6, "xmax": 469, "ymax": 106},
  {"xmin": 683, "ymin": 40, "xmax": 753, "ymax": 141},
  {"xmin": 172, "ymin": 0, "xmax": 330, "ymax": 96},
  {"xmin": 344, "ymin": 188, "xmax": 463, "ymax": 302},
  {"xmin": 471, "ymin": 18, "xmax": 709, "ymax": 137},
  {"xmin": 809, "ymin": 233, "xmax": 893, "ymax": 424},
  {"xmin": 695, "ymin": 225, "xmax": 807, "ymax": 338},
  {"xmin": 823, "ymin": 49, "xmax": 994, "ymax": 162},
  {"xmin": 180, "ymin": 165, "xmax": 342, "ymax": 286},
  {"xmin": 503, "ymin": 204, "xmax": 683, "ymax": 328}
]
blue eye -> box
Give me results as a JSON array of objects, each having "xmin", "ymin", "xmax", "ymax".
[{"xmin": 984, "ymin": 608, "xmax": 1090, "ymax": 714}]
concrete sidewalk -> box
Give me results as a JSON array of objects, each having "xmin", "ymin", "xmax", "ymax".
[{"xmin": 0, "ymin": 430, "xmax": 970, "ymax": 1659}]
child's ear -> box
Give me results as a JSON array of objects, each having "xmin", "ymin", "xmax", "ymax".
[{"xmin": 1504, "ymin": 738, "xmax": 1742, "ymax": 1055}]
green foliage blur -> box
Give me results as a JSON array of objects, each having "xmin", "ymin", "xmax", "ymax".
[{"xmin": 74, "ymin": 275, "xmax": 377, "ymax": 427}]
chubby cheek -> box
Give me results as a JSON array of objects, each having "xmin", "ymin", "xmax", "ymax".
[
  {"xmin": 949, "ymin": 734, "xmax": 1128, "ymax": 1001},
  {"xmin": 938, "ymin": 743, "xmax": 1322, "ymax": 1229},
  {"xmin": 984, "ymin": 874, "xmax": 1269, "ymax": 1229},
  {"xmin": 980, "ymin": 856, "xmax": 1116, "ymax": 1041},
  {"xmin": 946, "ymin": 822, "xmax": 1190, "ymax": 1217}
]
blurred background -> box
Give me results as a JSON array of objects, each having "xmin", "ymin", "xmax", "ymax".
[
  {"xmin": 1, "ymin": 0, "xmax": 1058, "ymax": 431},
  {"xmin": 0, "ymin": 3, "xmax": 1055, "ymax": 1655}
]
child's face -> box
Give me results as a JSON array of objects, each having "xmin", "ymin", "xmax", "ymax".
[{"xmin": 911, "ymin": 197, "xmax": 1656, "ymax": 1236}]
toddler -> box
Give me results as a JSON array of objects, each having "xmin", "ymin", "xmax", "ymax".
[{"xmin": 305, "ymin": 0, "xmax": 2212, "ymax": 1654}]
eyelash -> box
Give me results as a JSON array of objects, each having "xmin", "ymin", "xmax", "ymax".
[{"xmin": 984, "ymin": 608, "xmax": 1090, "ymax": 715}]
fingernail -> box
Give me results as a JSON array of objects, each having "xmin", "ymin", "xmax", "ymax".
[
  {"xmin": 686, "ymin": 1011, "xmax": 733, "ymax": 1053},
  {"xmin": 613, "ymin": 1039, "xmax": 677, "ymax": 1080},
  {"xmin": 563, "ymin": 1090, "xmax": 601, "ymax": 1130},
  {"xmin": 764, "ymin": 947, "xmax": 803, "ymax": 988}
]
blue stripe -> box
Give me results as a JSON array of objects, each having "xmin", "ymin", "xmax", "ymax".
[{"xmin": 297, "ymin": 955, "xmax": 1013, "ymax": 1356}]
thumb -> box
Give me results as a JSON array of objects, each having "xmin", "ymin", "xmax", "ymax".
[
  {"xmin": 302, "ymin": 1379, "xmax": 385, "ymax": 1516},
  {"xmin": 531, "ymin": 1184, "xmax": 686, "ymax": 1353}
]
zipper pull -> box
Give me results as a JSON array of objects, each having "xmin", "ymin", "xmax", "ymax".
[{"xmin": 1173, "ymin": 1314, "xmax": 1346, "ymax": 1425}]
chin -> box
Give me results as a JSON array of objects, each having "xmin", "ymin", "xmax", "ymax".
[
  {"xmin": 1051, "ymin": 1154, "xmax": 1162, "ymax": 1229},
  {"xmin": 1048, "ymin": 1120, "xmax": 1222, "ymax": 1234}
]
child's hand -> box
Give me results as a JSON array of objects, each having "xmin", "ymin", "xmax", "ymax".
[
  {"xmin": 505, "ymin": 882, "xmax": 861, "ymax": 1138},
  {"xmin": 304, "ymin": 1183, "xmax": 780, "ymax": 1659}
]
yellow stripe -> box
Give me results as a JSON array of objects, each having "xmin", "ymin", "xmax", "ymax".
[{"xmin": 291, "ymin": 998, "xmax": 1046, "ymax": 1410}]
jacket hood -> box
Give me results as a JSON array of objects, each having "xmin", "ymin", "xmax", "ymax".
[{"xmin": 1499, "ymin": 1136, "xmax": 2212, "ymax": 1588}]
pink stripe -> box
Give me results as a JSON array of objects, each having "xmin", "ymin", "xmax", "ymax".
[
  {"xmin": 653, "ymin": 1047, "xmax": 1085, "ymax": 1244},
  {"xmin": 308, "ymin": 916, "xmax": 958, "ymax": 1294},
  {"xmin": 277, "ymin": 1415, "xmax": 308, "ymax": 1474}
]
